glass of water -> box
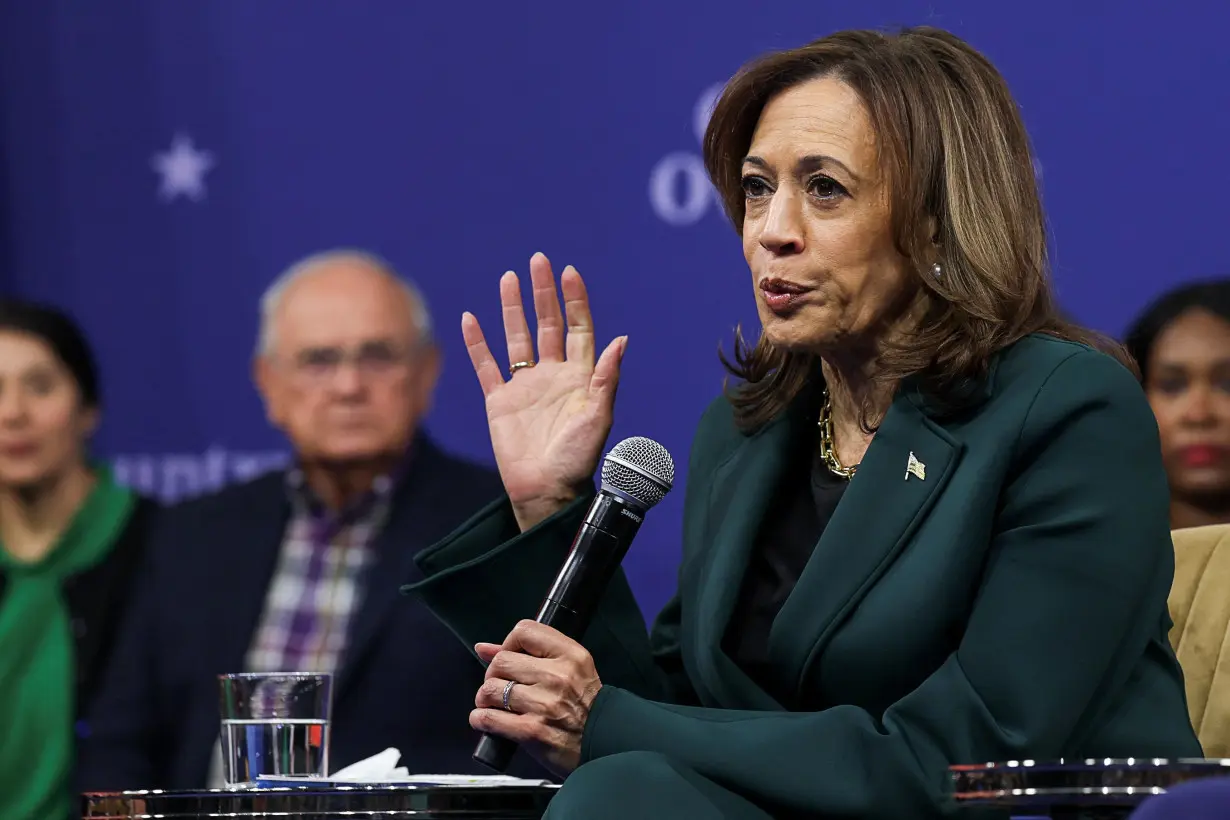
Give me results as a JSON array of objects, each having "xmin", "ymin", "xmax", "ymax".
[{"xmin": 218, "ymin": 672, "xmax": 332, "ymax": 786}]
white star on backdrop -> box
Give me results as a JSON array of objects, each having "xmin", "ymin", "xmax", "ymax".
[{"xmin": 151, "ymin": 133, "xmax": 215, "ymax": 202}]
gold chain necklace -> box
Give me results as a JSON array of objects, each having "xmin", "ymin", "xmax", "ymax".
[{"xmin": 817, "ymin": 388, "xmax": 858, "ymax": 480}]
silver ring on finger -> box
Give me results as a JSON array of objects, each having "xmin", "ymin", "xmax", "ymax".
[{"xmin": 501, "ymin": 680, "xmax": 517, "ymax": 712}]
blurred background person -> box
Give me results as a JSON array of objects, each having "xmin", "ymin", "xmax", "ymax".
[
  {"xmin": 1126, "ymin": 280, "xmax": 1230, "ymax": 530},
  {"xmin": 0, "ymin": 300, "xmax": 157, "ymax": 820},
  {"xmin": 78, "ymin": 250, "xmax": 525, "ymax": 791}
]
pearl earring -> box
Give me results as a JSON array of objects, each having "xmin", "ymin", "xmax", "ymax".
[{"xmin": 931, "ymin": 262, "xmax": 943, "ymax": 278}]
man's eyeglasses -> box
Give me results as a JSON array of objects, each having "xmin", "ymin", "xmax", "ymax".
[{"xmin": 288, "ymin": 341, "xmax": 414, "ymax": 383}]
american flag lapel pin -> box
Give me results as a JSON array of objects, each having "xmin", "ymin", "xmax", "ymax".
[{"xmin": 906, "ymin": 451, "xmax": 926, "ymax": 481}]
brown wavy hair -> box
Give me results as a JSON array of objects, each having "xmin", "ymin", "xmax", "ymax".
[{"xmin": 704, "ymin": 26, "xmax": 1130, "ymax": 432}]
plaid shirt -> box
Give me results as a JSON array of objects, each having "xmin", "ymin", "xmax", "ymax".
[{"xmin": 244, "ymin": 469, "xmax": 395, "ymax": 675}]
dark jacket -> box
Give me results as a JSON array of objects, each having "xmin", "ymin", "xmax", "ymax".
[
  {"xmin": 404, "ymin": 336, "xmax": 1203, "ymax": 819},
  {"xmin": 77, "ymin": 434, "xmax": 545, "ymax": 790},
  {"xmin": 0, "ymin": 495, "xmax": 157, "ymax": 720}
]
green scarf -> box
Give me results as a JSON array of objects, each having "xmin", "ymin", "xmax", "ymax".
[{"xmin": 0, "ymin": 466, "xmax": 135, "ymax": 820}]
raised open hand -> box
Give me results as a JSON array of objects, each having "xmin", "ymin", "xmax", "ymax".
[{"xmin": 462, "ymin": 252, "xmax": 626, "ymax": 532}]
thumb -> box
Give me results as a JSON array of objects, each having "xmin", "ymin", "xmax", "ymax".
[{"xmin": 589, "ymin": 336, "xmax": 626, "ymax": 396}]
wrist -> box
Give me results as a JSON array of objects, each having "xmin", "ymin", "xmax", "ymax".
[{"xmin": 511, "ymin": 492, "xmax": 580, "ymax": 533}]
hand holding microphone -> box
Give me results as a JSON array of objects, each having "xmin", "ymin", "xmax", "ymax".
[{"xmin": 468, "ymin": 437, "xmax": 675, "ymax": 774}]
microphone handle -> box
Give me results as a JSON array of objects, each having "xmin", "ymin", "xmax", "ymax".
[
  {"xmin": 473, "ymin": 731, "xmax": 518, "ymax": 773},
  {"xmin": 472, "ymin": 494, "xmax": 643, "ymax": 773}
]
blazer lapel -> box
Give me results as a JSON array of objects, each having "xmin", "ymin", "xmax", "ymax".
[
  {"xmin": 769, "ymin": 390, "xmax": 962, "ymax": 689},
  {"xmin": 690, "ymin": 414, "xmax": 797, "ymax": 711},
  {"xmin": 334, "ymin": 441, "xmax": 439, "ymax": 697},
  {"xmin": 222, "ymin": 476, "xmax": 291, "ymax": 675}
]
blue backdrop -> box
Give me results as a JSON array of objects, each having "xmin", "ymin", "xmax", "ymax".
[{"xmin": 1, "ymin": 1, "xmax": 1227, "ymax": 617}]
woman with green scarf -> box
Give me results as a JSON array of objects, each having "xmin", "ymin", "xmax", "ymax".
[{"xmin": 0, "ymin": 300, "xmax": 157, "ymax": 820}]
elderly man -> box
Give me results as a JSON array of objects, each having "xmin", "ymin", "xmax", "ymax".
[{"xmin": 78, "ymin": 250, "xmax": 520, "ymax": 789}]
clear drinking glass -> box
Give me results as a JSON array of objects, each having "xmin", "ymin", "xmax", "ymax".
[{"xmin": 217, "ymin": 672, "xmax": 332, "ymax": 786}]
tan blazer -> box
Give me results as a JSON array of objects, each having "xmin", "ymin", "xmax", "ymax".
[{"xmin": 1170, "ymin": 524, "xmax": 1230, "ymax": 757}]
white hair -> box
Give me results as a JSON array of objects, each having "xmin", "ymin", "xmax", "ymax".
[{"xmin": 256, "ymin": 249, "xmax": 434, "ymax": 357}]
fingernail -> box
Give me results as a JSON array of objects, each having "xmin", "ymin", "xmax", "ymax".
[
  {"xmin": 532, "ymin": 251, "xmax": 545, "ymax": 260},
  {"xmin": 620, "ymin": 336, "xmax": 629, "ymax": 358}
]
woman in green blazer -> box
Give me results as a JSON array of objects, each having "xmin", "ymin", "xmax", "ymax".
[{"xmin": 403, "ymin": 26, "xmax": 1202, "ymax": 819}]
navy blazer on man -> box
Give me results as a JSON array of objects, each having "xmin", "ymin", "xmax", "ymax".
[{"xmin": 78, "ymin": 434, "xmax": 541, "ymax": 790}]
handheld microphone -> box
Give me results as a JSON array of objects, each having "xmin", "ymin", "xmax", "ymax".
[{"xmin": 472, "ymin": 435, "xmax": 675, "ymax": 773}]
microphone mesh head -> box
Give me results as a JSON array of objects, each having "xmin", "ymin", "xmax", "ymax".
[{"xmin": 600, "ymin": 436, "xmax": 675, "ymax": 509}]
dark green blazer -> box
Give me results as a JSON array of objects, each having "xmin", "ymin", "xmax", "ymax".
[{"xmin": 404, "ymin": 335, "xmax": 1201, "ymax": 818}]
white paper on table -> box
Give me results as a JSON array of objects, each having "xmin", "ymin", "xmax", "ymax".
[{"xmin": 309, "ymin": 747, "xmax": 553, "ymax": 786}]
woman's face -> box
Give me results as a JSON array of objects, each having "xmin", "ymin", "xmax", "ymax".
[
  {"xmin": 741, "ymin": 76, "xmax": 916, "ymax": 355},
  {"xmin": 1145, "ymin": 308, "xmax": 1230, "ymax": 499},
  {"xmin": 0, "ymin": 330, "xmax": 96, "ymax": 490}
]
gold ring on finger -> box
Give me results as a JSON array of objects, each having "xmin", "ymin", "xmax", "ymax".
[{"xmin": 509, "ymin": 361, "xmax": 536, "ymax": 376}]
